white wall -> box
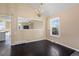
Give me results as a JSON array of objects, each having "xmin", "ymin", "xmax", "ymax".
[{"xmin": 46, "ymin": 6, "xmax": 79, "ymax": 51}]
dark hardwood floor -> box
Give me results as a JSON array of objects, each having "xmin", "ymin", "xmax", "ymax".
[{"xmin": 11, "ymin": 40, "xmax": 76, "ymax": 56}]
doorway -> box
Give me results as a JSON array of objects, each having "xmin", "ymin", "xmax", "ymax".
[{"xmin": 0, "ymin": 15, "xmax": 11, "ymax": 56}]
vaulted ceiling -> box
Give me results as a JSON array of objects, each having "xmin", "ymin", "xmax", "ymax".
[{"xmin": 30, "ymin": 3, "xmax": 79, "ymax": 16}]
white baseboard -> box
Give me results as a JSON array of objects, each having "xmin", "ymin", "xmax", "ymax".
[
  {"xmin": 48, "ymin": 39, "xmax": 79, "ymax": 52},
  {"xmin": 11, "ymin": 38, "xmax": 46, "ymax": 45}
]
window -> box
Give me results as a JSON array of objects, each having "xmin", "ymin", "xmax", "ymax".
[
  {"xmin": 50, "ymin": 17, "xmax": 60, "ymax": 37},
  {"xmin": 0, "ymin": 22, "xmax": 5, "ymax": 30}
]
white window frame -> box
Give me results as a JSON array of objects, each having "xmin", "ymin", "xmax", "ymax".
[{"xmin": 50, "ymin": 17, "xmax": 60, "ymax": 38}]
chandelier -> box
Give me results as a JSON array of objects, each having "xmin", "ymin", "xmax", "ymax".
[{"xmin": 34, "ymin": 3, "xmax": 43, "ymax": 17}]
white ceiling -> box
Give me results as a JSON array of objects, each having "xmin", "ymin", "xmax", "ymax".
[{"xmin": 30, "ymin": 3, "xmax": 79, "ymax": 16}]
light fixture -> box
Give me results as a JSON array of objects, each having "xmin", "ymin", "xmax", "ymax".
[{"xmin": 34, "ymin": 3, "xmax": 44, "ymax": 17}]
